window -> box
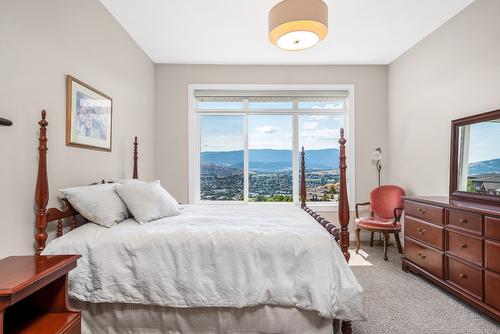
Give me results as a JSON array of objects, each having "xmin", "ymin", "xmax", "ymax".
[
  {"xmin": 200, "ymin": 115, "xmax": 244, "ymax": 201},
  {"xmin": 299, "ymin": 114, "xmax": 344, "ymax": 202},
  {"xmin": 249, "ymin": 115, "xmax": 293, "ymax": 202},
  {"xmin": 191, "ymin": 86, "xmax": 354, "ymax": 207}
]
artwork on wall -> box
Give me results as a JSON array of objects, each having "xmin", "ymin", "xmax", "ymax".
[{"xmin": 66, "ymin": 75, "xmax": 112, "ymax": 151}]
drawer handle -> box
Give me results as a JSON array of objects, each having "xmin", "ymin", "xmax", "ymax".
[
  {"xmin": 459, "ymin": 218, "xmax": 468, "ymax": 224},
  {"xmin": 417, "ymin": 207, "xmax": 427, "ymax": 214},
  {"xmin": 459, "ymin": 273, "xmax": 467, "ymax": 279},
  {"xmin": 459, "ymin": 244, "xmax": 467, "ymax": 249},
  {"xmin": 417, "ymin": 227, "xmax": 426, "ymax": 234},
  {"xmin": 417, "ymin": 252, "xmax": 426, "ymax": 259}
]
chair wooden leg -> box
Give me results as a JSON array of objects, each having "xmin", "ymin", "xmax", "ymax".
[
  {"xmin": 369, "ymin": 232, "xmax": 374, "ymax": 247},
  {"xmin": 395, "ymin": 232, "xmax": 403, "ymax": 254},
  {"xmin": 383, "ymin": 233, "xmax": 389, "ymax": 261},
  {"xmin": 341, "ymin": 321, "xmax": 352, "ymax": 334},
  {"xmin": 355, "ymin": 228, "xmax": 361, "ymax": 253}
]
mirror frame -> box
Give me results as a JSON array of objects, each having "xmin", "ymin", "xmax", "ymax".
[{"xmin": 450, "ymin": 109, "xmax": 500, "ymax": 206}]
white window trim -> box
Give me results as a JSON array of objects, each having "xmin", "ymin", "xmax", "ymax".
[{"xmin": 188, "ymin": 84, "xmax": 356, "ymax": 211}]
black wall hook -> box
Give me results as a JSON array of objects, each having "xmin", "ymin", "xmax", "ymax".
[{"xmin": 0, "ymin": 117, "xmax": 12, "ymax": 126}]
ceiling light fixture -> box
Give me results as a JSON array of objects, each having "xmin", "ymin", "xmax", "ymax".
[{"xmin": 268, "ymin": 0, "xmax": 328, "ymax": 51}]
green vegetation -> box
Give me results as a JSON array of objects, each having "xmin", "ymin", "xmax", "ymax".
[
  {"xmin": 467, "ymin": 179, "xmax": 475, "ymax": 192},
  {"xmin": 251, "ymin": 194, "xmax": 293, "ymax": 202},
  {"xmin": 320, "ymin": 184, "xmax": 337, "ymax": 201}
]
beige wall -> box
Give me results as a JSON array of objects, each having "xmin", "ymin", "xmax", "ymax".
[
  {"xmin": 387, "ymin": 0, "xmax": 500, "ymax": 195},
  {"xmin": 0, "ymin": 0, "xmax": 155, "ymax": 258},
  {"xmin": 4, "ymin": 0, "xmax": 493, "ymax": 258},
  {"xmin": 155, "ymin": 65, "xmax": 388, "ymax": 227}
]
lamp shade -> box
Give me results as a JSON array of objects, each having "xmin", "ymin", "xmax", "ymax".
[{"xmin": 269, "ymin": 0, "xmax": 328, "ymax": 51}]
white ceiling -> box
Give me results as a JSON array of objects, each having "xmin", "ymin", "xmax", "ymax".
[{"xmin": 99, "ymin": 0, "xmax": 474, "ymax": 65}]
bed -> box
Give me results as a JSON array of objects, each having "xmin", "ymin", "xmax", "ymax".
[{"xmin": 33, "ymin": 110, "xmax": 364, "ymax": 333}]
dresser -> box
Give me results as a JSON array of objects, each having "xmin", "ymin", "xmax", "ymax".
[{"xmin": 402, "ymin": 196, "xmax": 500, "ymax": 321}]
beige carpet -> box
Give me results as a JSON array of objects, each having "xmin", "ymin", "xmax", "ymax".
[{"xmin": 348, "ymin": 242, "xmax": 499, "ymax": 334}]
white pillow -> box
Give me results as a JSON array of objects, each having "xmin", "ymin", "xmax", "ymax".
[
  {"xmin": 115, "ymin": 180, "xmax": 180, "ymax": 224},
  {"xmin": 60, "ymin": 183, "xmax": 129, "ymax": 227},
  {"xmin": 110, "ymin": 178, "xmax": 142, "ymax": 185}
]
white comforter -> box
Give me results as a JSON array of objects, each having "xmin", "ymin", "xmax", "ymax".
[{"xmin": 42, "ymin": 204, "xmax": 365, "ymax": 320}]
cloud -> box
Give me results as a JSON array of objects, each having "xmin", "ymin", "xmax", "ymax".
[
  {"xmin": 201, "ymin": 135, "xmax": 243, "ymax": 152},
  {"xmin": 302, "ymin": 128, "xmax": 341, "ymax": 141},
  {"xmin": 311, "ymin": 102, "xmax": 343, "ymax": 110},
  {"xmin": 255, "ymin": 125, "xmax": 279, "ymax": 134},
  {"xmin": 308, "ymin": 115, "xmax": 332, "ymax": 121},
  {"xmin": 302, "ymin": 122, "xmax": 318, "ymax": 130}
]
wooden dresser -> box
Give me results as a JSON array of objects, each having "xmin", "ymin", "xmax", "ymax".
[{"xmin": 402, "ymin": 196, "xmax": 500, "ymax": 321}]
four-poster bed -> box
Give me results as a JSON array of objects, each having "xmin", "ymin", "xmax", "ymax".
[{"xmin": 33, "ymin": 110, "xmax": 359, "ymax": 334}]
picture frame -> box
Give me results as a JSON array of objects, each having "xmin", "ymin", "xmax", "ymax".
[{"xmin": 66, "ymin": 75, "xmax": 112, "ymax": 151}]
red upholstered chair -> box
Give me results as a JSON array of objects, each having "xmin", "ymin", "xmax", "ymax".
[{"xmin": 355, "ymin": 185, "xmax": 406, "ymax": 261}]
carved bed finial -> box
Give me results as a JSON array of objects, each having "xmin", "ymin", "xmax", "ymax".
[
  {"xmin": 133, "ymin": 136, "xmax": 138, "ymax": 179},
  {"xmin": 338, "ymin": 128, "xmax": 350, "ymax": 262},
  {"xmin": 35, "ymin": 110, "xmax": 49, "ymax": 255}
]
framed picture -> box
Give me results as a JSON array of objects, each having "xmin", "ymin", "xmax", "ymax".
[{"xmin": 66, "ymin": 75, "xmax": 112, "ymax": 151}]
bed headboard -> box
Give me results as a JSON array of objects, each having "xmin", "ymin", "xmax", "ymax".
[
  {"xmin": 34, "ymin": 110, "xmax": 139, "ymax": 255},
  {"xmin": 300, "ymin": 128, "xmax": 350, "ymax": 262}
]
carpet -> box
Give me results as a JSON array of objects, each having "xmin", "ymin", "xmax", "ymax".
[{"xmin": 348, "ymin": 242, "xmax": 499, "ymax": 334}]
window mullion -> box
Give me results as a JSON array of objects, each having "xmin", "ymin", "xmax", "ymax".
[
  {"xmin": 243, "ymin": 100, "xmax": 249, "ymax": 203},
  {"xmin": 292, "ymin": 113, "xmax": 299, "ymax": 204}
]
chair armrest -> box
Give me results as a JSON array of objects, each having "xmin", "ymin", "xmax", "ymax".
[
  {"xmin": 393, "ymin": 207, "xmax": 404, "ymax": 224},
  {"xmin": 355, "ymin": 202, "xmax": 371, "ymax": 218}
]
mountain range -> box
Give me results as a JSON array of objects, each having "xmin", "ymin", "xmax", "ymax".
[
  {"xmin": 201, "ymin": 148, "xmax": 340, "ymax": 172},
  {"xmin": 468, "ymin": 157, "xmax": 500, "ymax": 175},
  {"xmin": 202, "ymin": 150, "xmax": 500, "ymax": 175}
]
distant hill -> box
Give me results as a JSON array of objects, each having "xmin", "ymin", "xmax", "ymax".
[
  {"xmin": 468, "ymin": 158, "xmax": 500, "ymax": 175},
  {"xmin": 201, "ymin": 148, "xmax": 339, "ymax": 172}
]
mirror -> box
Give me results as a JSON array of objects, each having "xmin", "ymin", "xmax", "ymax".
[{"xmin": 450, "ymin": 109, "xmax": 500, "ymax": 205}]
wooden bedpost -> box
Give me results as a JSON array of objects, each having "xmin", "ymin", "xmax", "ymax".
[
  {"xmin": 300, "ymin": 146, "xmax": 307, "ymax": 208},
  {"xmin": 338, "ymin": 128, "xmax": 352, "ymax": 334},
  {"xmin": 35, "ymin": 110, "xmax": 49, "ymax": 255},
  {"xmin": 133, "ymin": 136, "xmax": 138, "ymax": 179},
  {"xmin": 338, "ymin": 128, "xmax": 350, "ymax": 263}
]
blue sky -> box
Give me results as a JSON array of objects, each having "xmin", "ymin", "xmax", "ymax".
[
  {"xmin": 200, "ymin": 114, "xmax": 344, "ymax": 152},
  {"xmin": 468, "ymin": 121, "xmax": 500, "ymax": 163},
  {"xmin": 200, "ymin": 115, "xmax": 244, "ymax": 152},
  {"xmin": 299, "ymin": 115, "xmax": 343, "ymax": 150},
  {"xmin": 249, "ymin": 115, "xmax": 292, "ymax": 150}
]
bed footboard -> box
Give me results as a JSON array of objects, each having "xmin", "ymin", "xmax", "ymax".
[
  {"xmin": 300, "ymin": 128, "xmax": 350, "ymax": 262},
  {"xmin": 300, "ymin": 128, "xmax": 352, "ymax": 334}
]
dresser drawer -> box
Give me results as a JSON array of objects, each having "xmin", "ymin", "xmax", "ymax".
[
  {"xmin": 486, "ymin": 240, "xmax": 500, "ymax": 273},
  {"xmin": 405, "ymin": 237, "xmax": 444, "ymax": 278},
  {"xmin": 485, "ymin": 270, "xmax": 500, "ymax": 310},
  {"xmin": 447, "ymin": 230, "xmax": 483, "ymax": 266},
  {"xmin": 486, "ymin": 216, "xmax": 500, "ymax": 241},
  {"xmin": 447, "ymin": 256, "xmax": 482, "ymax": 299},
  {"xmin": 405, "ymin": 201, "xmax": 443, "ymax": 225},
  {"xmin": 405, "ymin": 216, "xmax": 444, "ymax": 250},
  {"xmin": 448, "ymin": 210, "xmax": 482, "ymax": 235}
]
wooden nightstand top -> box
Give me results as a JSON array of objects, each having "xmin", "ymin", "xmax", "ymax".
[{"xmin": 0, "ymin": 255, "xmax": 80, "ymax": 296}]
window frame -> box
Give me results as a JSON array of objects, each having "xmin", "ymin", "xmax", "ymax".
[{"xmin": 188, "ymin": 84, "xmax": 356, "ymax": 211}]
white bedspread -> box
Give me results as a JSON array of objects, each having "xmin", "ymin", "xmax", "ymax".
[{"xmin": 42, "ymin": 204, "xmax": 365, "ymax": 320}]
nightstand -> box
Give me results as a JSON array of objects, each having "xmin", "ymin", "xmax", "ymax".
[{"xmin": 0, "ymin": 255, "xmax": 81, "ymax": 334}]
